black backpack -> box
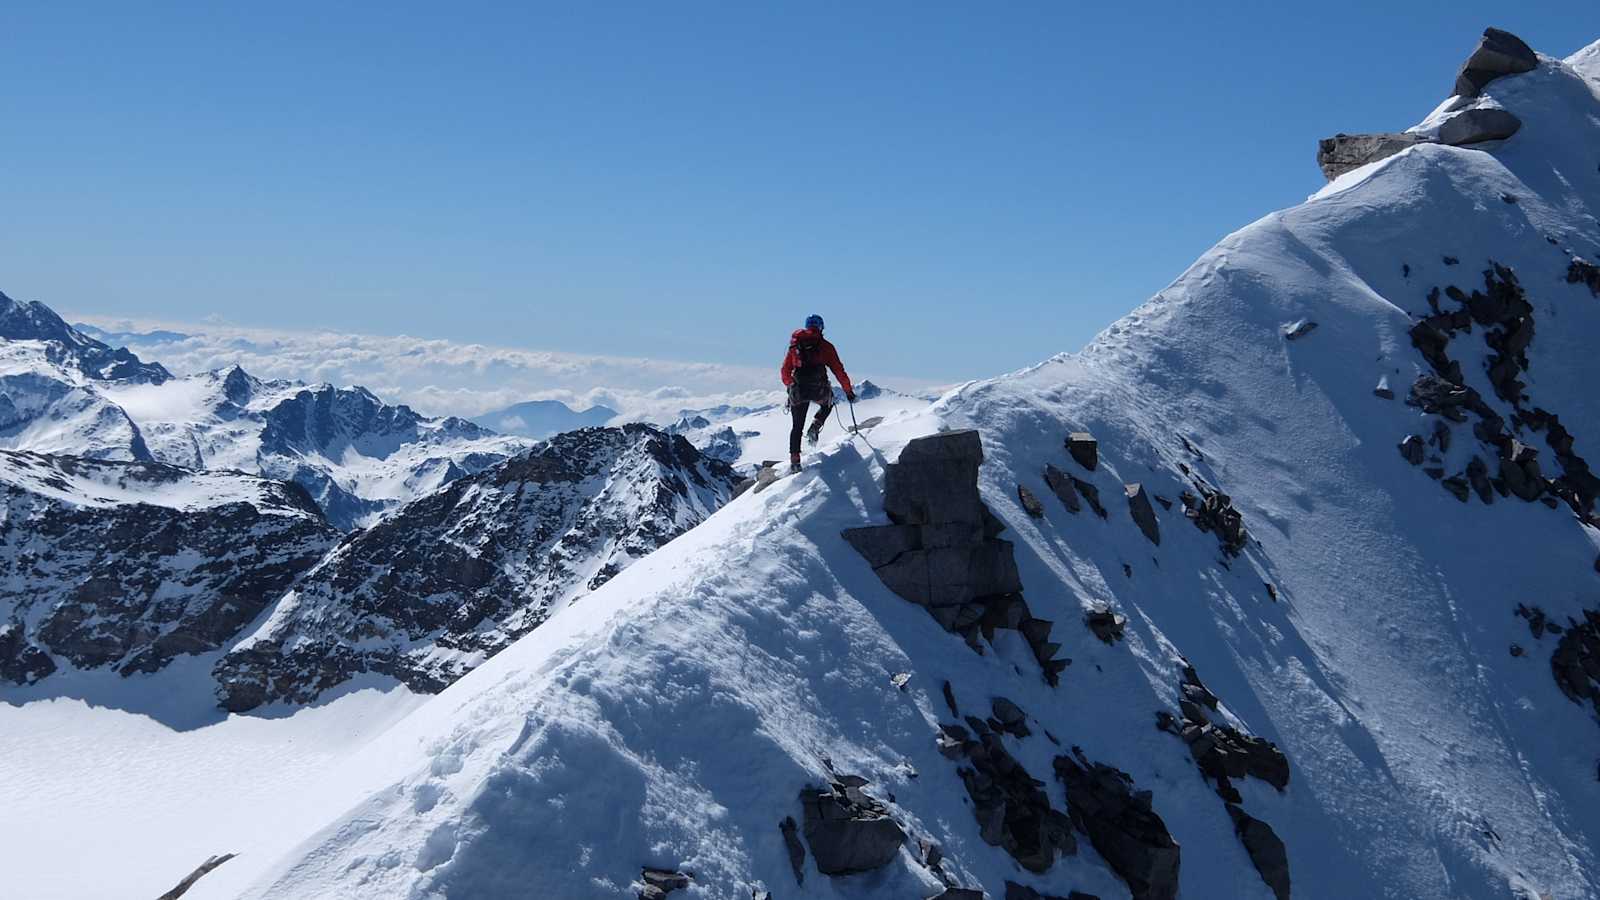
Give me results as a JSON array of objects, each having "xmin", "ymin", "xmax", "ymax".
[{"xmin": 792, "ymin": 335, "xmax": 825, "ymax": 380}]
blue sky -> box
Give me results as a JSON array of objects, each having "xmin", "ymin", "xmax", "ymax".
[{"xmin": 4, "ymin": 2, "xmax": 1596, "ymax": 394}]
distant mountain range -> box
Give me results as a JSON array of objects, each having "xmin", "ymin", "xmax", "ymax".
[{"xmin": 468, "ymin": 398, "xmax": 618, "ymax": 439}]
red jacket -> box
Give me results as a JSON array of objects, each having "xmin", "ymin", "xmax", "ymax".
[{"xmin": 780, "ymin": 327, "xmax": 853, "ymax": 394}]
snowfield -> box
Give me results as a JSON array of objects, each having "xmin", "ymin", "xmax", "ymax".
[
  {"xmin": 219, "ymin": 37, "xmax": 1600, "ymax": 900},
  {"xmin": 4, "ymin": 31, "xmax": 1600, "ymax": 900}
]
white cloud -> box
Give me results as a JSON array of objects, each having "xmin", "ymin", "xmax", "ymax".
[{"xmin": 70, "ymin": 313, "xmax": 946, "ymax": 423}]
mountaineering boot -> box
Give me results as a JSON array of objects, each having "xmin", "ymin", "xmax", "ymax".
[
  {"xmin": 789, "ymin": 453, "xmax": 802, "ymax": 474},
  {"xmin": 806, "ymin": 419, "xmax": 823, "ymax": 446}
]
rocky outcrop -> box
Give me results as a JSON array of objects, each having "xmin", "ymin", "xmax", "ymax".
[
  {"xmin": 798, "ymin": 776, "xmax": 907, "ymax": 876},
  {"xmin": 843, "ymin": 431, "xmax": 1070, "ymax": 684},
  {"xmin": 1569, "ymin": 259, "xmax": 1600, "ymax": 297},
  {"xmin": 1399, "ymin": 435, "xmax": 1426, "ymax": 465},
  {"xmin": 214, "ymin": 425, "xmax": 738, "ymax": 711},
  {"xmin": 1283, "ymin": 320, "xmax": 1318, "ymax": 341},
  {"xmin": 1438, "ymin": 108, "xmax": 1522, "ymax": 146},
  {"xmin": 1085, "ymin": 606, "xmax": 1127, "ymax": 645},
  {"xmin": 1053, "ymin": 752, "xmax": 1180, "ymax": 900},
  {"xmin": 1551, "ymin": 610, "xmax": 1600, "ymax": 717},
  {"xmin": 1452, "ymin": 27, "xmax": 1538, "ymax": 99},
  {"xmin": 940, "ymin": 718, "xmax": 1076, "ymax": 873},
  {"xmin": 1179, "ymin": 483, "xmax": 1248, "ymax": 556},
  {"xmin": 0, "ymin": 451, "xmax": 336, "ymax": 684},
  {"xmin": 1316, "ymin": 132, "xmax": 1428, "ymax": 180},
  {"xmin": 1018, "ymin": 484, "xmax": 1045, "ymax": 518}
]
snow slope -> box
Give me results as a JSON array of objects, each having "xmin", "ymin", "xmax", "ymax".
[{"xmin": 232, "ymin": 38, "xmax": 1600, "ymax": 900}]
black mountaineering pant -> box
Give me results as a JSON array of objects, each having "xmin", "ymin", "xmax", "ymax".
[{"xmin": 788, "ymin": 380, "xmax": 834, "ymax": 456}]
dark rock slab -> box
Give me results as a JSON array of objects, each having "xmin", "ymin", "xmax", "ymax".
[
  {"xmin": 1044, "ymin": 464, "xmax": 1081, "ymax": 513},
  {"xmin": 1125, "ymin": 484, "xmax": 1161, "ymax": 546},
  {"xmin": 1067, "ymin": 433, "xmax": 1099, "ymax": 471},
  {"xmin": 1283, "ymin": 320, "xmax": 1318, "ymax": 341},
  {"xmin": 1569, "ymin": 259, "xmax": 1600, "ymax": 297},
  {"xmin": 946, "ymin": 722, "xmax": 1076, "ymax": 872},
  {"xmin": 1179, "ymin": 484, "xmax": 1246, "ymax": 556},
  {"xmin": 780, "ymin": 816, "xmax": 806, "ymax": 885},
  {"xmin": 799, "ymin": 779, "xmax": 906, "ymax": 876},
  {"xmin": 1018, "ymin": 485, "xmax": 1045, "ymax": 518},
  {"xmin": 1438, "ymin": 108, "xmax": 1522, "ymax": 146},
  {"xmin": 1316, "ymin": 132, "xmax": 1428, "ymax": 181},
  {"xmin": 1466, "ymin": 456, "xmax": 1495, "ymax": 504},
  {"xmin": 1054, "ymin": 753, "xmax": 1179, "ymax": 900},
  {"xmin": 1073, "ymin": 477, "xmax": 1108, "ymax": 519},
  {"xmin": 1085, "ymin": 606, "xmax": 1127, "ymax": 645},
  {"xmin": 1399, "ymin": 435, "xmax": 1426, "ymax": 465},
  {"xmin": 638, "ymin": 867, "xmax": 691, "ymax": 900},
  {"xmin": 1225, "ymin": 805, "xmax": 1291, "ymax": 900},
  {"xmin": 1453, "ymin": 27, "xmax": 1537, "ymax": 98}
]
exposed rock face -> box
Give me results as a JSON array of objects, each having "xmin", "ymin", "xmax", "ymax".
[
  {"xmin": 798, "ymin": 776, "xmax": 907, "ymax": 876},
  {"xmin": 1283, "ymin": 320, "xmax": 1318, "ymax": 341},
  {"xmin": 1125, "ymin": 483, "xmax": 1161, "ymax": 546},
  {"xmin": 1316, "ymin": 132, "xmax": 1428, "ymax": 180},
  {"xmin": 939, "ymin": 717, "xmax": 1075, "ymax": 873},
  {"xmin": 1569, "ymin": 258, "xmax": 1600, "ymax": 297},
  {"xmin": 214, "ymin": 425, "xmax": 737, "ymax": 711},
  {"xmin": 1043, "ymin": 464, "xmax": 1081, "ymax": 513},
  {"xmin": 1073, "ymin": 476, "xmax": 1108, "ymax": 519},
  {"xmin": 780, "ymin": 816, "xmax": 806, "ymax": 884},
  {"xmin": 843, "ymin": 431, "xmax": 1070, "ymax": 684},
  {"xmin": 1053, "ymin": 753, "xmax": 1180, "ymax": 900},
  {"xmin": 1551, "ymin": 610, "xmax": 1600, "ymax": 717},
  {"xmin": 1066, "ymin": 433, "xmax": 1098, "ymax": 470},
  {"xmin": 1452, "ymin": 27, "xmax": 1538, "ymax": 98},
  {"xmin": 1179, "ymin": 483, "xmax": 1248, "ymax": 556},
  {"xmin": 1438, "ymin": 108, "xmax": 1522, "ymax": 146},
  {"xmin": 0, "ymin": 451, "xmax": 336, "ymax": 684},
  {"xmin": 1226, "ymin": 805, "xmax": 1291, "ymax": 900},
  {"xmin": 1085, "ymin": 606, "xmax": 1127, "ymax": 645}
]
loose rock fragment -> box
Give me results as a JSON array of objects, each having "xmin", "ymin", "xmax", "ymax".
[
  {"xmin": 1018, "ymin": 485, "xmax": 1045, "ymax": 518},
  {"xmin": 1225, "ymin": 805, "xmax": 1291, "ymax": 900},
  {"xmin": 1125, "ymin": 483, "xmax": 1161, "ymax": 546},
  {"xmin": 1044, "ymin": 464, "xmax": 1081, "ymax": 513}
]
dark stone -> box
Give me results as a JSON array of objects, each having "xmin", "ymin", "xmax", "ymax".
[
  {"xmin": 842, "ymin": 524, "xmax": 921, "ymax": 568},
  {"xmin": 1004, "ymin": 884, "xmax": 1100, "ymax": 900},
  {"xmin": 0, "ymin": 623, "xmax": 56, "ymax": 685},
  {"xmin": 1018, "ymin": 485, "xmax": 1045, "ymax": 518},
  {"xmin": 638, "ymin": 868, "xmax": 691, "ymax": 900},
  {"xmin": 1439, "ymin": 108, "xmax": 1522, "ymax": 146},
  {"xmin": 1568, "ymin": 259, "xmax": 1600, "ymax": 297},
  {"xmin": 1044, "ymin": 464, "xmax": 1081, "ymax": 513},
  {"xmin": 1452, "ymin": 27, "xmax": 1538, "ymax": 98},
  {"xmin": 1125, "ymin": 484, "xmax": 1161, "ymax": 546},
  {"xmin": 1067, "ymin": 433, "xmax": 1099, "ymax": 471},
  {"xmin": 1225, "ymin": 805, "xmax": 1291, "ymax": 900},
  {"xmin": 993, "ymin": 696, "xmax": 1030, "ymax": 737},
  {"xmin": 885, "ymin": 432, "xmax": 986, "ymax": 526},
  {"xmin": 950, "ymin": 726, "xmax": 1077, "ymax": 872},
  {"xmin": 1399, "ymin": 435, "xmax": 1426, "ymax": 465},
  {"xmin": 929, "ymin": 890, "xmax": 986, "ymax": 900},
  {"xmin": 1073, "ymin": 477, "xmax": 1108, "ymax": 519},
  {"xmin": 1316, "ymin": 132, "xmax": 1429, "ymax": 181},
  {"xmin": 1407, "ymin": 375, "xmax": 1472, "ymax": 420},
  {"xmin": 1466, "ymin": 456, "xmax": 1494, "ymax": 504},
  {"xmin": 780, "ymin": 816, "xmax": 806, "ymax": 885},
  {"xmin": 1283, "ymin": 320, "xmax": 1318, "ymax": 341},
  {"xmin": 943, "ymin": 680, "xmax": 960, "ymax": 717},
  {"xmin": 1440, "ymin": 476, "xmax": 1471, "ymax": 502},
  {"xmin": 799, "ymin": 780, "xmax": 906, "ymax": 876},
  {"xmin": 1373, "ymin": 375, "xmax": 1394, "ymax": 399},
  {"xmin": 1551, "ymin": 611, "xmax": 1600, "ymax": 717},
  {"xmin": 1085, "ymin": 606, "xmax": 1128, "ymax": 645},
  {"xmin": 1054, "ymin": 754, "xmax": 1180, "ymax": 900},
  {"xmin": 1179, "ymin": 484, "xmax": 1248, "ymax": 556}
]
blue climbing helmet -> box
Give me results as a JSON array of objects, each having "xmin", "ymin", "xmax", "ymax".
[{"xmin": 805, "ymin": 313, "xmax": 825, "ymax": 332}]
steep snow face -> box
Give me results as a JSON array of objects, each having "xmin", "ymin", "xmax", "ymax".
[
  {"xmin": 213, "ymin": 424, "xmax": 740, "ymax": 712},
  {"xmin": 1569, "ymin": 38, "xmax": 1600, "ymax": 83},
  {"xmin": 0, "ymin": 450, "xmax": 336, "ymax": 684},
  {"xmin": 239, "ymin": 45, "xmax": 1600, "ymax": 900},
  {"xmin": 100, "ymin": 366, "xmax": 533, "ymax": 530}
]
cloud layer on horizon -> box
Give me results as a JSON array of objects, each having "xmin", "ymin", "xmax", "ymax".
[{"xmin": 70, "ymin": 313, "xmax": 943, "ymax": 422}]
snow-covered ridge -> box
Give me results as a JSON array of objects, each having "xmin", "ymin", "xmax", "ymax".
[
  {"xmin": 234, "ymin": 30, "xmax": 1600, "ymax": 900},
  {"xmin": 0, "ymin": 447, "xmax": 320, "ymax": 513}
]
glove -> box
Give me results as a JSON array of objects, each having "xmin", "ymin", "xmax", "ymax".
[{"xmin": 845, "ymin": 390, "xmax": 856, "ymax": 403}]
